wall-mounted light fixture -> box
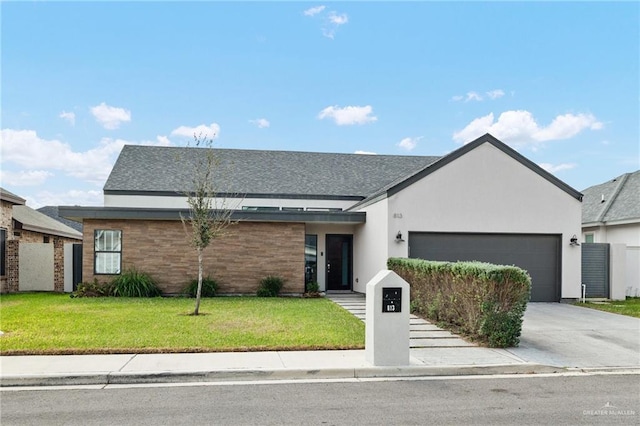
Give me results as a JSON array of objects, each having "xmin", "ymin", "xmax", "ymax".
[
  {"xmin": 570, "ymin": 235, "xmax": 580, "ymax": 246},
  {"xmin": 395, "ymin": 231, "xmax": 405, "ymax": 243}
]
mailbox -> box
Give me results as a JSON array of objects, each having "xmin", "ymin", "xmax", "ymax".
[{"xmin": 382, "ymin": 287, "xmax": 402, "ymax": 313}]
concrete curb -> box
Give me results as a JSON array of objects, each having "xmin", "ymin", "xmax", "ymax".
[
  {"xmin": 567, "ymin": 367, "xmax": 640, "ymax": 375},
  {"xmin": 0, "ymin": 363, "xmax": 564, "ymax": 388}
]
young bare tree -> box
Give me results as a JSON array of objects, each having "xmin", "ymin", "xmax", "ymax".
[{"xmin": 181, "ymin": 134, "xmax": 237, "ymax": 315}]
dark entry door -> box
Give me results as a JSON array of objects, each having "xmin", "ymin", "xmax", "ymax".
[{"xmin": 326, "ymin": 235, "xmax": 352, "ymax": 291}]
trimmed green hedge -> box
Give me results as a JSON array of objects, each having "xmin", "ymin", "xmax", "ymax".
[{"xmin": 388, "ymin": 258, "xmax": 531, "ymax": 347}]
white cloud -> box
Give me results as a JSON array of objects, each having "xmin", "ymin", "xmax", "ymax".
[
  {"xmin": 155, "ymin": 135, "xmax": 172, "ymax": 146},
  {"xmin": 452, "ymin": 110, "xmax": 603, "ymax": 147},
  {"xmin": 452, "ymin": 89, "xmax": 505, "ymax": 102},
  {"xmin": 397, "ymin": 136, "xmax": 422, "ymax": 151},
  {"xmin": 1, "ymin": 129, "xmax": 172, "ymax": 188},
  {"xmin": 0, "ymin": 170, "xmax": 53, "ymax": 187},
  {"xmin": 90, "ymin": 102, "xmax": 131, "ymax": 129},
  {"xmin": 318, "ymin": 105, "xmax": 377, "ymax": 126},
  {"xmin": 355, "ymin": 150, "xmax": 377, "ymax": 155},
  {"xmin": 59, "ymin": 111, "xmax": 76, "ymax": 126},
  {"xmin": 305, "ymin": 5, "xmax": 348, "ymax": 39},
  {"xmin": 486, "ymin": 89, "xmax": 505, "ymax": 100},
  {"xmin": 1, "ymin": 129, "xmax": 125, "ymax": 184},
  {"xmin": 465, "ymin": 92, "xmax": 483, "ymax": 102},
  {"xmin": 304, "ymin": 5, "xmax": 325, "ymax": 16},
  {"xmin": 170, "ymin": 123, "xmax": 221, "ymax": 139},
  {"xmin": 328, "ymin": 11, "xmax": 348, "ymax": 25},
  {"xmin": 538, "ymin": 163, "xmax": 577, "ymax": 173},
  {"xmin": 26, "ymin": 189, "xmax": 103, "ymax": 209},
  {"xmin": 249, "ymin": 118, "xmax": 270, "ymax": 129}
]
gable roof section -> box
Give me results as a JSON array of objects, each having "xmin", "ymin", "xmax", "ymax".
[
  {"xmin": 0, "ymin": 187, "xmax": 26, "ymax": 205},
  {"xmin": 37, "ymin": 206, "xmax": 84, "ymax": 232},
  {"xmin": 349, "ymin": 133, "xmax": 583, "ymax": 210},
  {"xmin": 13, "ymin": 205, "xmax": 82, "ymax": 240},
  {"xmin": 582, "ymin": 170, "xmax": 640, "ymax": 225},
  {"xmin": 104, "ymin": 145, "xmax": 440, "ymax": 200}
]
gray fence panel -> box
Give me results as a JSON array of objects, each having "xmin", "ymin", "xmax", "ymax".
[{"xmin": 582, "ymin": 243, "xmax": 610, "ymax": 298}]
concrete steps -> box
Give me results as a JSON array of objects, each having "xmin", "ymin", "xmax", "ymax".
[{"xmin": 327, "ymin": 293, "xmax": 474, "ymax": 349}]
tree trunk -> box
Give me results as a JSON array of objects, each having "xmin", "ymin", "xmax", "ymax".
[{"xmin": 194, "ymin": 248, "xmax": 203, "ymax": 315}]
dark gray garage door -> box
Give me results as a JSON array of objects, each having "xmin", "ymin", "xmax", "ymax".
[{"xmin": 408, "ymin": 232, "xmax": 561, "ymax": 302}]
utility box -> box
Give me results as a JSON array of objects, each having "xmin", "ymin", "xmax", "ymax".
[{"xmin": 365, "ymin": 270, "xmax": 410, "ymax": 366}]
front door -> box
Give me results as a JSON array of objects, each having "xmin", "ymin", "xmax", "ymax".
[{"xmin": 326, "ymin": 234, "xmax": 352, "ymax": 291}]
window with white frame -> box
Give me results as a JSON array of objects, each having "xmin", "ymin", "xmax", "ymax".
[
  {"xmin": 94, "ymin": 230, "xmax": 122, "ymax": 274},
  {"xmin": 585, "ymin": 234, "xmax": 594, "ymax": 243}
]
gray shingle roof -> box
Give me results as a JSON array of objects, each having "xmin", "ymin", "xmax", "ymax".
[
  {"xmin": 37, "ymin": 206, "xmax": 84, "ymax": 232},
  {"xmin": 582, "ymin": 170, "xmax": 640, "ymax": 224},
  {"xmin": 104, "ymin": 146, "xmax": 441, "ymax": 199}
]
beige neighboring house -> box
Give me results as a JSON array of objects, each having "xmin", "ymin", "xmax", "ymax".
[
  {"xmin": 581, "ymin": 170, "xmax": 640, "ymax": 297},
  {"xmin": 1, "ymin": 187, "xmax": 82, "ymax": 293}
]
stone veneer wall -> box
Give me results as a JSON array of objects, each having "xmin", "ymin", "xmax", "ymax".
[
  {"xmin": 1, "ymin": 200, "xmax": 14, "ymax": 292},
  {"xmin": 82, "ymin": 219, "xmax": 306, "ymax": 294}
]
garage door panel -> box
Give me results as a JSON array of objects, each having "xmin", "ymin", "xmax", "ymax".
[{"xmin": 408, "ymin": 233, "xmax": 560, "ymax": 302}]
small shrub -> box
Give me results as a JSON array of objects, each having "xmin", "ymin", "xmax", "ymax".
[
  {"xmin": 183, "ymin": 277, "xmax": 219, "ymax": 298},
  {"xmin": 71, "ymin": 279, "xmax": 111, "ymax": 298},
  {"xmin": 257, "ymin": 275, "xmax": 284, "ymax": 297},
  {"xmin": 110, "ymin": 268, "xmax": 161, "ymax": 297},
  {"xmin": 306, "ymin": 282, "xmax": 320, "ymax": 293}
]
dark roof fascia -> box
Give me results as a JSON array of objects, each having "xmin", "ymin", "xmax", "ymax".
[
  {"xmin": 352, "ymin": 133, "xmax": 583, "ymax": 210},
  {"xmin": 390, "ymin": 134, "xmax": 582, "ymax": 201},
  {"xmin": 103, "ymin": 190, "xmax": 364, "ymax": 202},
  {"xmin": 347, "ymin": 192, "xmax": 388, "ymax": 211},
  {"xmin": 59, "ymin": 206, "xmax": 366, "ymax": 224}
]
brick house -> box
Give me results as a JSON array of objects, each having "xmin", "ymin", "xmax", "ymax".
[
  {"xmin": 60, "ymin": 134, "xmax": 584, "ymax": 301},
  {"xmin": 1, "ymin": 188, "xmax": 82, "ymax": 293}
]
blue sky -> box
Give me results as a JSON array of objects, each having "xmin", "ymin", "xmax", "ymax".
[{"xmin": 2, "ymin": 1, "xmax": 638, "ymax": 208}]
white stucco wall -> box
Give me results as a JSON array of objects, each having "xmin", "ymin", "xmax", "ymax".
[
  {"xmin": 305, "ymin": 223, "xmax": 357, "ymax": 292},
  {"xmin": 105, "ymin": 194, "xmax": 355, "ymax": 211},
  {"xmin": 352, "ymin": 198, "xmax": 389, "ymax": 293},
  {"xmin": 359, "ymin": 142, "xmax": 582, "ymax": 299}
]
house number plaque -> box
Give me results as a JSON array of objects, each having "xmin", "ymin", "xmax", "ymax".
[{"xmin": 382, "ymin": 287, "xmax": 402, "ymax": 313}]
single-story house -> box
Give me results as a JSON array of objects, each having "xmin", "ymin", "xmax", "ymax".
[
  {"xmin": 581, "ymin": 170, "xmax": 640, "ymax": 297},
  {"xmin": 37, "ymin": 206, "xmax": 84, "ymax": 233},
  {"xmin": 60, "ymin": 134, "xmax": 583, "ymax": 302},
  {"xmin": 1, "ymin": 187, "xmax": 82, "ymax": 293}
]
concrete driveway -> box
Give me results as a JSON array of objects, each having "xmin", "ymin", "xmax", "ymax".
[{"xmin": 506, "ymin": 303, "xmax": 640, "ymax": 369}]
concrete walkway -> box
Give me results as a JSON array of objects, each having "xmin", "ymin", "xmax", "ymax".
[
  {"xmin": 327, "ymin": 293, "xmax": 474, "ymax": 348},
  {"xmin": 2, "ymin": 299, "xmax": 638, "ymax": 388}
]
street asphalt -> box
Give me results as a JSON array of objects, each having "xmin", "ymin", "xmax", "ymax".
[{"xmin": 1, "ymin": 299, "xmax": 638, "ymax": 387}]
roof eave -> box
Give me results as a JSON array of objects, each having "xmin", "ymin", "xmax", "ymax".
[
  {"xmin": 18, "ymin": 222, "xmax": 82, "ymax": 240},
  {"xmin": 59, "ymin": 206, "xmax": 366, "ymax": 225},
  {"xmin": 104, "ymin": 190, "xmax": 365, "ymax": 202}
]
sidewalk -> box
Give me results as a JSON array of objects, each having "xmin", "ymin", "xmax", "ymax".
[
  {"xmin": 0, "ymin": 347, "xmax": 559, "ymax": 388},
  {"xmin": 3, "ymin": 298, "xmax": 638, "ymax": 387}
]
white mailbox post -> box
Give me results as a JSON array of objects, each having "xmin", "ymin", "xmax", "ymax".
[{"xmin": 365, "ymin": 270, "xmax": 410, "ymax": 366}]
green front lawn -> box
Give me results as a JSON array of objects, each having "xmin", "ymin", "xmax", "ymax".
[
  {"xmin": 576, "ymin": 297, "xmax": 640, "ymax": 318},
  {"xmin": 0, "ymin": 293, "xmax": 365, "ymax": 355}
]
